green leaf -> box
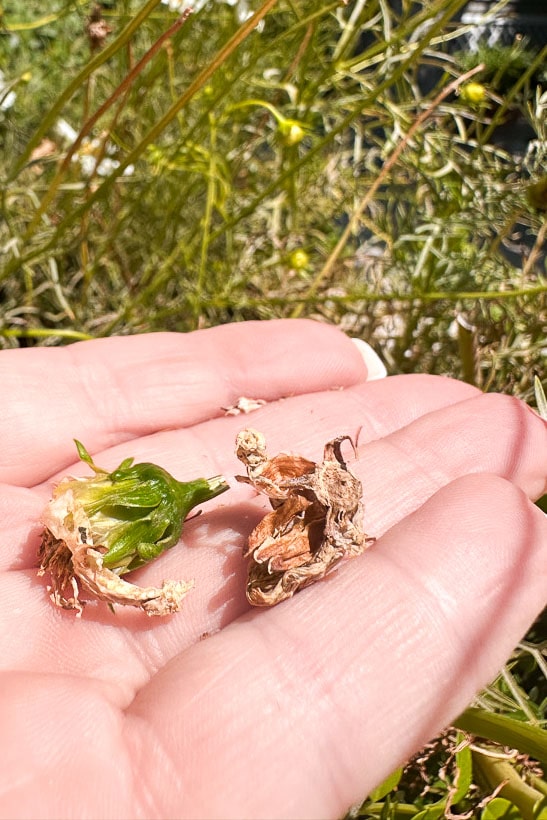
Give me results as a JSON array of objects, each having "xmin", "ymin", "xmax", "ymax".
[
  {"xmin": 455, "ymin": 709, "xmax": 547, "ymax": 768},
  {"xmin": 368, "ymin": 768, "xmax": 403, "ymax": 802},
  {"xmin": 472, "ymin": 747, "xmax": 546, "ymax": 820},
  {"xmin": 378, "ymin": 797, "xmax": 393, "ymax": 820},
  {"xmin": 112, "ymin": 457, "xmax": 135, "ymax": 474},
  {"xmin": 451, "ymin": 732, "xmax": 473, "ymax": 805},
  {"xmin": 412, "ymin": 804, "xmax": 445, "ymax": 820},
  {"xmin": 74, "ymin": 439, "xmax": 106, "ymax": 473},
  {"xmin": 481, "ymin": 797, "xmax": 521, "ymax": 819}
]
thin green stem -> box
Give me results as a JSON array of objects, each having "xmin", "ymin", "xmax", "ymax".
[
  {"xmin": 473, "ymin": 45, "xmax": 547, "ymax": 151},
  {"xmin": 23, "ymin": 9, "xmax": 193, "ymax": 239},
  {"xmin": 3, "ymin": 1, "xmax": 89, "ymax": 32},
  {"xmin": 196, "ymin": 115, "xmax": 218, "ymax": 327},
  {"xmin": 143, "ymin": 283, "xmax": 547, "ymax": 313},
  {"xmin": 291, "ymin": 62, "xmax": 486, "ymax": 318},
  {"xmin": 472, "ymin": 749, "xmax": 546, "ymax": 820},
  {"xmin": 455, "ymin": 708, "xmax": 547, "ymax": 768},
  {"xmin": 1, "ymin": 0, "xmax": 279, "ymax": 282},
  {"xmin": 0, "ymin": 328, "xmax": 94, "ymax": 342},
  {"xmin": 206, "ymin": 0, "xmax": 472, "ymax": 250},
  {"xmin": 8, "ymin": 0, "xmax": 164, "ymax": 182}
]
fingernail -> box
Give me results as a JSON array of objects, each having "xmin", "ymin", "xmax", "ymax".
[{"xmin": 350, "ymin": 338, "xmax": 387, "ymax": 380}]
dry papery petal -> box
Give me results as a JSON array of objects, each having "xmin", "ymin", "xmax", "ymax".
[
  {"xmin": 222, "ymin": 396, "xmax": 267, "ymax": 416},
  {"xmin": 236, "ymin": 428, "xmax": 374, "ymax": 606},
  {"xmin": 38, "ymin": 487, "xmax": 192, "ymax": 617}
]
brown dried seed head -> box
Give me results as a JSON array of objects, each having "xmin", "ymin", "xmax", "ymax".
[
  {"xmin": 235, "ymin": 428, "xmax": 268, "ymax": 470},
  {"xmin": 236, "ymin": 429, "xmax": 373, "ymax": 606},
  {"xmin": 86, "ymin": 5, "xmax": 112, "ymax": 51},
  {"xmin": 235, "ymin": 428, "xmax": 315, "ymax": 502}
]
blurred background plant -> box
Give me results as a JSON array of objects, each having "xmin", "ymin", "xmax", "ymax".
[
  {"xmin": 0, "ymin": 0, "xmax": 545, "ymax": 815},
  {"xmin": 0, "ymin": 0, "xmax": 545, "ymax": 402}
]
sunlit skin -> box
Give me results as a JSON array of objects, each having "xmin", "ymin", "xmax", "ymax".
[{"xmin": 0, "ymin": 319, "xmax": 545, "ymax": 819}]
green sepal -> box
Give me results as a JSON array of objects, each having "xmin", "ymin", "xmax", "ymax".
[
  {"xmin": 74, "ymin": 439, "xmax": 135, "ymax": 476},
  {"xmin": 68, "ymin": 441, "xmax": 229, "ymax": 575}
]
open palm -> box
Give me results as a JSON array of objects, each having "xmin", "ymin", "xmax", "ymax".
[{"xmin": 1, "ymin": 320, "xmax": 545, "ymax": 819}]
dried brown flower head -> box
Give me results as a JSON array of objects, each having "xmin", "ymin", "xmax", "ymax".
[
  {"xmin": 86, "ymin": 5, "xmax": 113, "ymax": 52},
  {"xmin": 236, "ymin": 429, "xmax": 374, "ymax": 606}
]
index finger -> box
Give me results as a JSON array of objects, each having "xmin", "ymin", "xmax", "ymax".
[{"xmin": 0, "ymin": 319, "xmax": 368, "ymax": 486}]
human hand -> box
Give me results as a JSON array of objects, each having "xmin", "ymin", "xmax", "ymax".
[{"xmin": 1, "ymin": 319, "xmax": 545, "ymax": 819}]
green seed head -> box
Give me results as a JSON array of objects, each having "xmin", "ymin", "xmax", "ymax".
[
  {"xmin": 39, "ymin": 441, "xmax": 230, "ymax": 615},
  {"xmin": 53, "ymin": 441, "xmax": 229, "ymax": 576}
]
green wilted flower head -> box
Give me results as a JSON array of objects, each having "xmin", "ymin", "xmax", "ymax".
[
  {"xmin": 69, "ymin": 440, "xmax": 227, "ymax": 574},
  {"xmin": 38, "ymin": 441, "xmax": 229, "ymax": 616}
]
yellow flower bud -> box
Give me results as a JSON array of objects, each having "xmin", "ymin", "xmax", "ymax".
[
  {"xmin": 289, "ymin": 249, "xmax": 310, "ymax": 270},
  {"xmin": 279, "ymin": 120, "xmax": 306, "ymax": 146},
  {"xmin": 460, "ymin": 82, "xmax": 487, "ymax": 105}
]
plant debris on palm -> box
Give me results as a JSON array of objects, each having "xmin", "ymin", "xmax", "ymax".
[
  {"xmin": 236, "ymin": 428, "xmax": 374, "ymax": 606},
  {"xmin": 38, "ymin": 441, "xmax": 229, "ymax": 616}
]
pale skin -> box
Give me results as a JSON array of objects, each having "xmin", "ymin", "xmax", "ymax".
[{"xmin": 0, "ymin": 319, "xmax": 546, "ymax": 820}]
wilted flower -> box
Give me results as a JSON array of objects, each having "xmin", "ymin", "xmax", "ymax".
[
  {"xmin": 86, "ymin": 4, "xmax": 113, "ymax": 52},
  {"xmin": 39, "ymin": 441, "xmax": 229, "ymax": 616},
  {"xmin": 236, "ymin": 429, "xmax": 374, "ymax": 606}
]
